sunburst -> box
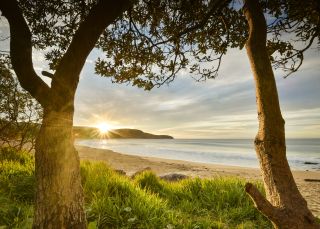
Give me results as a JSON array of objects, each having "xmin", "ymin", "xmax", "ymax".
[{"xmin": 97, "ymin": 123, "xmax": 110, "ymax": 134}]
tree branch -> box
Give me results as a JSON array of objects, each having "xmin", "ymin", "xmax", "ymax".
[
  {"xmin": 0, "ymin": 0, "xmax": 50, "ymax": 107},
  {"xmin": 245, "ymin": 183, "xmax": 281, "ymax": 223},
  {"xmin": 150, "ymin": 0, "xmax": 230, "ymax": 48},
  {"xmin": 53, "ymin": 0, "xmax": 133, "ymax": 92},
  {"xmin": 42, "ymin": 71, "xmax": 54, "ymax": 79}
]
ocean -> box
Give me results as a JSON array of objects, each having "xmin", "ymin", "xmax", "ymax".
[{"xmin": 76, "ymin": 138, "xmax": 320, "ymax": 171}]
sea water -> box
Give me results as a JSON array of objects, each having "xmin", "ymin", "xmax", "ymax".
[{"xmin": 76, "ymin": 138, "xmax": 320, "ymax": 171}]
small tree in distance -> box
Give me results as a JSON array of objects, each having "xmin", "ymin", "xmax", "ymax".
[{"xmin": 0, "ymin": 55, "xmax": 42, "ymax": 152}]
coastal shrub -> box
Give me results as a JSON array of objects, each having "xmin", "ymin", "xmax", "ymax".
[{"xmin": 0, "ymin": 147, "xmax": 272, "ymax": 228}]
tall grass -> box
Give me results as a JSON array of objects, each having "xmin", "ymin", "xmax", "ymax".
[
  {"xmin": 82, "ymin": 162, "xmax": 177, "ymax": 228},
  {"xmin": 0, "ymin": 147, "xmax": 271, "ymax": 228},
  {"xmin": 0, "ymin": 147, "xmax": 35, "ymax": 228},
  {"xmin": 133, "ymin": 171, "xmax": 270, "ymax": 228}
]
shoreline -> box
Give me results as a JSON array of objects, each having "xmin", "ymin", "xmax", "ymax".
[
  {"xmin": 76, "ymin": 145, "xmax": 320, "ymax": 217},
  {"xmin": 75, "ymin": 139, "xmax": 320, "ymax": 172}
]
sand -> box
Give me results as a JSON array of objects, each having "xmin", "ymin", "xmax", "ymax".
[{"xmin": 76, "ymin": 145, "xmax": 320, "ymax": 217}]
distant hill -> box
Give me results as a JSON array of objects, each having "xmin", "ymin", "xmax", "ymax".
[{"xmin": 73, "ymin": 127, "xmax": 173, "ymax": 139}]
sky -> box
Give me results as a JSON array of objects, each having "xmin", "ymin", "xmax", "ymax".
[
  {"xmin": 72, "ymin": 47, "xmax": 319, "ymax": 139},
  {"xmin": 1, "ymin": 20, "xmax": 320, "ymax": 139}
]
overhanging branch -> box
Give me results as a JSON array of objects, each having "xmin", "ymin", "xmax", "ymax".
[
  {"xmin": 53, "ymin": 0, "xmax": 133, "ymax": 91},
  {"xmin": 150, "ymin": 0, "xmax": 230, "ymax": 48},
  {"xmin": 42, "ymin": 71, "xmax": 54, "ymax": 79}
]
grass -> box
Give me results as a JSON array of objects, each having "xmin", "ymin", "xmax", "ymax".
[{"xmin": 0, "ymin": 147, "xmax": 271, "ymax": 228}]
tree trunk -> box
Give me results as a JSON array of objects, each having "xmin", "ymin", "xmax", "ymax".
[
  {"xmin": 243, "ymin": 0, "xmax": 319, "ymax": 228},
  {"xmin": 33, "ymin": 108, "xmax": 86, "ymax": 228}
]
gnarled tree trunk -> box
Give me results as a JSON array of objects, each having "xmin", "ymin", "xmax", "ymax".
[{"xmin": 243, "ymin": 0, "xmax": 319, "ymax": 228}]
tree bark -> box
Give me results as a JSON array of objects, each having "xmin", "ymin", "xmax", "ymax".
[
  {"xmin": 243, "ymin": 0, "xmax": 319, "ymax": 228},
  {"xmin": 33, "ymin": 109, "xmax": 86, "ymax": 228}
]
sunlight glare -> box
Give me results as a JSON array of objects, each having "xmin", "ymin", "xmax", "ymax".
[{"xmin": 98, "ymin": 123, "xmax": 110, "ymax": 134}]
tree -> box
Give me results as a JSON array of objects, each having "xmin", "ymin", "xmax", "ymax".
[
  {"xmin": 92, "ymin": 0, "xmax": 320, "ymax": 227},
  {"xmin": 0, "ymin": 0, "xmax": 132, "ymax": 227},
  {"xmin": 0, "ymin": 55, "xmax": 42, "ymax": 152},
  {"xmin": 243, "ymin": 0, "xmax": 318, "ymax": 228}
]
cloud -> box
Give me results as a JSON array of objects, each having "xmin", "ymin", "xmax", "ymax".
[{"xmin": 72, "ymin": 46, "xmax": 320, "ymax": 139}]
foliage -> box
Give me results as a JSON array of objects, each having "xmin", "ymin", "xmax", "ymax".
[
  {"xmin": 14, "ymin": 0, "xmax": 247, "ymax": 89},
  {"xmin": 0, "ymin": 147, "xmax": 272, "ymax": 228},
  {"xmin": 96, "ymin": 0, "xmax": 319, "ymax": 84},
  {"xmin": 0, "ymin": 56, "xmax": 42, "ymax": 152},
  {"xmin": 264, "ymin": 0, "xmax": 320, "ymax": 76},
  {"xmin": 94, "ymin": 0, "xmax": 247, "ymax": 89},
  {"xmin": 6, "ymin": 0, "xmax": 317, "ymax": 91}
]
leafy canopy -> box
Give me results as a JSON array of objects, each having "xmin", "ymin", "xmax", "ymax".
[{"xmin": 1, "ymin": 0, "xmax": 319, "ymax": 90}]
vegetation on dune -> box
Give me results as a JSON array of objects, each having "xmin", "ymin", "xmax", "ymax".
[{"xmin": 0, "ymin": 147, "xmax": 271, "ymax": 228}]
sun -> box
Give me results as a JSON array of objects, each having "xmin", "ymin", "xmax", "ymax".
[{"xmin": 97, "ymin": 123, "xmax": 110, "ymax": 134}]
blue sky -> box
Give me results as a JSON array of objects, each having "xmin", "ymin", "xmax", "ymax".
[{"xmin": 1, "ymin": 19, "xmax": 319, "ymax": 139}]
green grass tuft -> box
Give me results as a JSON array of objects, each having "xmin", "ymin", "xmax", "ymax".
[
  {"xmin": 0, "ymin": 147, "xmax": 35, "ymax": 228},
  {"xmin": 0, "ymin": 147, "xmax": 272, "ymax": 228},
  {"xmin": 134, "ymin": 170, "xmax": 270, "ymax": 228},
  {"xmin": 0, "ymin": 147, "xmax": 34, "ymax": 166},
  {"xmin": 81, "ymin": 162, "xmax": 177, "ymax": 228}
]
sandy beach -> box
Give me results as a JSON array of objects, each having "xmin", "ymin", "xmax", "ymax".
[{"xmin": 76, "ymin": 145, "xmax": 320, "ymax": 217}]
